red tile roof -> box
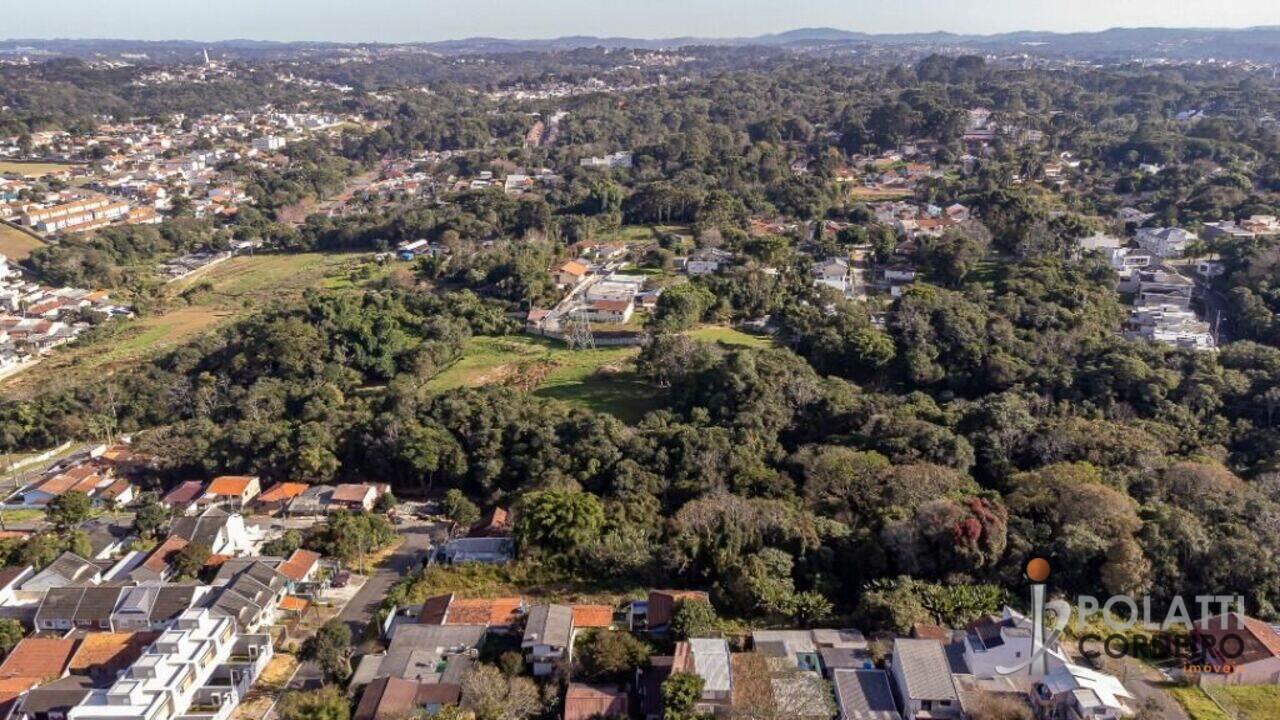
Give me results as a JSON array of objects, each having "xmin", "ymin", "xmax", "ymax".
[
  {"xmin": 205, "ymin": 476, "xmax": 255, "ymax": 497},
  {"xmin": 0, "ymin": 638, "xmax": 79, "ymax": 681},
  {"xmin": 278, "ymin": 549, "xmax": 321, "ymax": 582},
  {"xmin": 162, "ymin": 480, "xmax": 205, "ymax": 505},
  {"xmin": 258, "ymin": 482, "xmax": 308, "ymax": 504},
  {"xmin": 571, "ymin": 605, "xmax": 615, "ymax": 629}
]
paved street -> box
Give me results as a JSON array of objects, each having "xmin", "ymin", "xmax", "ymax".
[{"xmin": 285, "ymin": 520, "xmax": 443, "ymax": 691}]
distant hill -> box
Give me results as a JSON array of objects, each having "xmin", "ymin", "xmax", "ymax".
[{"xmin": 4, "ymin": 26, "xmax": 1280, "ymax": 63}]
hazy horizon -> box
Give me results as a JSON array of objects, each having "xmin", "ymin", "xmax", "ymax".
[{"xmin": 2, "ymin": 0, "xmax": 1277, "ymax": 44}]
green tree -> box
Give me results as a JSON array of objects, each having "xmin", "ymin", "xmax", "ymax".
[
  {"xmin": 131, "ymin": 492, "xmax": 170, "ymax": 540},
  {"xmin": 277, "ymin": 687, "xmax": 349, "ymax": 720},
  {"xmin": 460, "ymin": 664, "xmax": 541, "ymax": 720},
  {"xmin": 661, "ymin": 672, "xmax": 706, "ymax": 720},
  {"xmin": 577, "ymin": 630, "xmax": 651, "ymax": 682},
  {"xmin": 172, "ymin": 543, "xmax": 212, "ymax": 580},
  {"xmin": 670, "ymin": 598, "xmax": 719, "ymax": 640},
  {"xmin": 443, "ymin": 489, "xmax": 480, "ymax": 528},
  {"xmin": 47, "ymin": 491, "xmax": 92, "ymax": 533},
  {"xmin": 513, "ymin": 489, "xmax": 604, "ymax": 557},
  {"xmin": 301, "ymin": 619, "xmax": 353, "ymax": 684},
  {"xmin": 0, "ymin": 618, "xmax": 23, "ymax": 655}
]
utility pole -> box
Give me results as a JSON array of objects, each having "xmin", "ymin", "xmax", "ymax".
[{"xmin": 566, "ymin": 305, "xmax": 595, "ymax": 350}]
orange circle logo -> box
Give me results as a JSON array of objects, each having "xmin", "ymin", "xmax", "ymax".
[{"xmin": 1026, "ymin": 557, "xmax": 1051, "ymax": 583}]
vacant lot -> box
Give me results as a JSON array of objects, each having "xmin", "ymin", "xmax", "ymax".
[
  {"xmin": 428, "ymin": 335, "xmax": 660, "ymax": 423},
  {"xmin": 0, "ymin": 252, "xmax": 373, "ymax": 399},
  {"xmin": 0, "ymin": 222, "xmax": 45, "ymax": 260},
  {"xmin": 1203, "ymin": 684, "xmax": 1280, "ymax": 719},
  {"xmin": 0, "ymin": 161, "xmax": 76, "ymax": 178},
  {"xmin": 686, "ymin": 325, "xmax": 775, "ymax": 348}
]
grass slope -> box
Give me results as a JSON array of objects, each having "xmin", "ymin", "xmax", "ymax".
[
  {"xmin": 0, "ymin": 222, "xmax": 45, "ymax": 260},
  {"xmin": 0, "ymin": 252, "xmax": 372, "ymax": 400},
  {"xmin": 428, "ymin": 335, "xmax": 660, "ymax": 423}
]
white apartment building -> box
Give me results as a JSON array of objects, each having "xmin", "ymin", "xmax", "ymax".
[
  {"xmin": 251, "ymin": 136, "xmax": 287, "ymax": 152},
  {"xmin": 68, "ymin": 608, "xmax": 273, "ymax": 720}
]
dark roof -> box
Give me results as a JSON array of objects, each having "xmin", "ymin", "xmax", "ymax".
[
  {"xmin": 354, "ymin": 677, "xmax": 461, "ymax": 720},
  {"xmin": 161, "ymin": 480, "xmax": 205, "ymax": 505},
  {"xmin": 169, "ymin": 508, "xmax": 230, "ymax": 546},
  {"xmin": 832, "ymin": 669, "xmax": 902, "ymax": 720},
  {"xmin": 79, "ymin": 520, "xmax": 131, "ymax": 557},
  {"xmin": 41, "ymin": 552, "xmax": 99, "ymax": 584},
  {"xmin": 522, "ymin": 604, "xmax": 572, "ymax": 648},
  {"xmin": 0, "ymin": 566, "xmax": 29, "ymax": 589},
  {"xmin": 72, "ymin": 586, "xmax": 125, "ymax": 625},
  {"xmin": 641, "ymin": 656, "xmax": 674, "ymax": 719},
  {"xmin": 149, "ymin": 585, "xmax": 201, "ymax": 623},
  {"xmin": 9, "ymin": 674, "xmax": 93, "ymax": 715},
  {"xmin": 37, "ymin": 586, "xmax": 90, "ymax": 623},
  {"xmin": 820, "ymin": 646, "xmax": 869, "ymax": 671}
]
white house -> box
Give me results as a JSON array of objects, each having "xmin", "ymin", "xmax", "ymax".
[
  {"xmin": 889, "ymin": 639, "xmax": 961, "ymax": 719},
  {"xmin": 1032, "ymin": 662, "xmax": 1135, "ymax": 719},
  {"xmin": 1136, "ymin": 227, "xmax": 1196, "ymax": 259},
  {"xmin": 522, "ymin": 604, "xmax": 574, "ymax": 676},
  {"xmin": 584, "ymin": 299, "xmax": 635, "ymax": 325},
  {"xmin": 962, "ymin": 607, "xmax": 1067, "ymax": 680}
]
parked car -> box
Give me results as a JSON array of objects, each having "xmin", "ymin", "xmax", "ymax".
[{"xmin": 332, "ymin": 570, "xmax": 351, "ymax": 588}]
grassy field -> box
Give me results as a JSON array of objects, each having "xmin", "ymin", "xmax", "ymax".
[
  {"xmin": 598, "ymin": 224, "xmax": 692, "ymax": 245},
  {"xmin": 849, "ymin": 186, "xmax": 913, "ymax": 201},
  {"xmin": 686, "ymin": 326, "xmax": 775, "ymax": 348},
  {"xmin": 1171, "ymin": 687, "xmax": 1233, "ymax": 720},
  {"xmin": 1206, "ymin": 684, "xmax": 1280, "ymax": 719},
  {"xmin": 0, "ymin": 252, "xmax": 374, "ymax": 400},
  {"xmin": 427, "ymin": 335, "xmax": 660, "ymax": 423},
  {"xmin": 0, "ymin": 161, "xmax": 76, "ymax": 178},
  {"xmin": 0, "ymin": 508, "xmax": 44, "ymax": 525},
  {"xmin": 0, "ymin": 222, "xmax": 45, "ymax": 260}
]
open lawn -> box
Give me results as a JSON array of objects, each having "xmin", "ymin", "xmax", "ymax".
[
  {"xmin": 0, "ymin": 252, "xmax": 374, "ymax": 400},
  {"xmin": 1206, "ymin": 684, "xmax": 1280, "ymax": 719},
  {"xmin": 850, "ymin": 186, "xmax": 913, "ymax": 201},
  {"xmin": 0, "ymin": 508, "xmax": 44, "ymax": 525},
  {"xmin": 427, "ymin": 335, "xmax": 661, "ymax": 423},
  {"xmin": 686, "ymin": 325, "xmax": 775, "ymax": 348},
  {"xmin": 599, "ymin": 223, "xmax": 692, "ymax": 245},
  {"xmin": 0, "ymin": 161, "xmax": 76, "ymax": 178},
  {"xmin": 389, "ymin": 562, "xmax": 647, "ymax": 609},
  {"xmin": 1171, "ymin": 687, "xmax": 1233, "ymax": 720},
  {"xmin": 0, "ymin": 222, "xmax": 45, "ymax": 260}
]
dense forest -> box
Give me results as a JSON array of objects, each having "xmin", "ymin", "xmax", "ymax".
[{"xmin": 4, "ymin": 48, "xmax": 1280, "ymax": 632}]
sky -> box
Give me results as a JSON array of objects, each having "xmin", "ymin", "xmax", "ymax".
[{"xmin": 3, "ymin": 0, "xmax": 1277, "ymax": 43}]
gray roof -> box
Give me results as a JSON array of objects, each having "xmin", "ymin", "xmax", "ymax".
[
  {"xmin": 11, "ymin": 674, "xmax": 95, "ymax": 715},
  {"xmin": 149, "ymin": 584, "xmax": 202, "ymax": 623},
  {"xmin": 820, "ymin": 646, "xmax": 871, "ymax": 671},
  {"xmin": 37, "ymin": 586, "xmax": 90, "ymax": 623},
  {"xmin": 113, "ymin": 585, "xmax": 158, "ymax": 616},
  {"xmin": 753, "ymin": 629, "xmax": 818, "ymax": 655},
  {"xmin": 73, "ymin": 586, "xmax": 125, "ymax": 625},
  {"xmin": 382, "ymin": 624, "xmax": 486, "ymax": 681},
  {"xmin": 523, "ymin": 604, "xmax": 572, "ymax": 648},
  {"xmin": 833, "ymin": 669, "xmax": 902, "ymax": 720},
  {"xmin": 893, "ymin": 639, "xmax": 958, "ymax": 702},
  {"xmin": 24, "ymin": 552, "xmax": 98, "ymax": 590},
  {"xmin": 689, "ymin": 638, "xmax": 732, "ymax": 694},
  {"xmin": 169, "ymin": 508, "xmax": 230, "ymax": 546}
]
